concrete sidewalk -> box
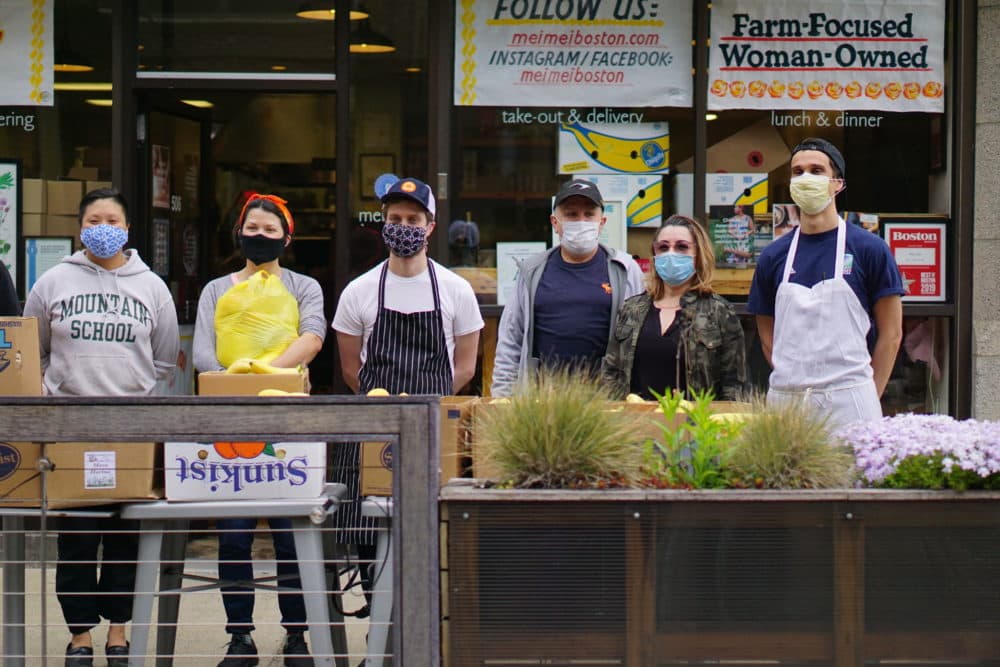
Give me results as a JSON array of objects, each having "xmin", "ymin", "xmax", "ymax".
[{"xmin": 2, "ymin": 533, "xmax": 375, "ymax": 665}]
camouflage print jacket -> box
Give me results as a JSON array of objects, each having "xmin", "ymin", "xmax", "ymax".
[{"xmin": 601, "ymin": 290, "xmax": 749, "ymax": 400}]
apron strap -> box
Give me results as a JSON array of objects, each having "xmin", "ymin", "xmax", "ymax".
[{"xmin": 781, "ymin": 218, "xmax": 847, "ymax": 284}]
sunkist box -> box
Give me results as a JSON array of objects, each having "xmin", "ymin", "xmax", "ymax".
[
  {"xmin": 360, "ymin": 395, "xmax": 478, "ymax": 496},
  {"xmin": 182, "ymin": 368, "xmax": 322, "ymax": 500},
  {"xmin": 0, "ymin": 317, "xmax": 43, "ymax": 396},
  {"xmin": 197, "ymin": 369, "xmax": 309, "ymax": 396},
  {"xmin": 0, "ymin": 441, "xmax": 161, "ymax": 509},
  {"xmin": 164, "ymin": 441, "xmax": 326, "ymax": 501}
]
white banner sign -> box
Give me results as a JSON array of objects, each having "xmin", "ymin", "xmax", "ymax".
[
  {"xmin": 455, "ymin": 0, "xmax": 692, "ymax": 107},
  {"xmin": 709, "ymin": 0, "xmax": 944, "ymax": 112},
  {"xmin": 0, "ymin": 1, "xmax": 54, "ymax": 106}
]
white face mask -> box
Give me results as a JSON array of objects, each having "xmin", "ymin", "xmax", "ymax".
[
  {"xmin": 559, "ymin": 220, "xmax": 600, "ymax": 255},
  {"xmin": 789, "ymin": 173, "xmax": 834, "ymax": 215}
]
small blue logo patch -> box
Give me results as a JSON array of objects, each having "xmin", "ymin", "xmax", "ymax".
[
  {"xmin": 380, "ymin": 443, "xmax": 393, "ymax": 469},
  {"xmin": 0, "ymin": 443, "xmax": 22, "ymax": 482},
  {"xmin": 640, "ymin": 142, "xmax": 666, "ymax": 169}
]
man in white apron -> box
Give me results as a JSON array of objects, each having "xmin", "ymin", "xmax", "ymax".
[
  {"xmin": 748, "ymin": 138, "xmax": 905, "ymax": 430},
  {"xmin": 332, "ymin": 176, "xmax": 484, "ymax": 610}
]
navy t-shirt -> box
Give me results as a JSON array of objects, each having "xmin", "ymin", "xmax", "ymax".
[
  {"xmin": 748, "ymin": 222, "xmax": 905, "ymax": 322},
  {"xmin": 533, "ymin": 247, "xmax": 612, "ymax": 369}
]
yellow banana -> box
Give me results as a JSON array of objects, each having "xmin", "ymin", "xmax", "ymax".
[
  {"xmin": 732, "ymin": 177, "xmax": 769, "ymax": 214},
  {"xmin": 624, "ymin": 393, "xmax": 646, "ymax": 404},
  {"xmin": 625, "ymin": 179, "xmax": 664, "ymax": 227},
  {"xmin": 559, "ymin": 122, "xmax": 670, "ymax": 174},
  {"xmin": 258, "ymin": 389, "xmax": 308, "ymax": 397},
  {"xmin": 366, "ymin": 388, "xmax": 390, "ymax": 397},
  {"xmin": 225, "ymin": 358, "xmax": 254, "ymax": 374},
  {"xmin": 248, "ymin": 360, "xmax": 301, "ymax": 375}
]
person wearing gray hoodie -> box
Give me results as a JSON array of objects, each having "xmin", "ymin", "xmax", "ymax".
[{"xmin": 22, "ymin": 188, "xmax": 178, "ymax": 667}]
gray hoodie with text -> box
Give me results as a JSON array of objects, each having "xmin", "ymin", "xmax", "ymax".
[{"xmin": 23, "ymin": 249, "xmax": 179, "ymax": 396}]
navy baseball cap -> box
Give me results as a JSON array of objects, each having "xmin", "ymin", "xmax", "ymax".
[
  {"xmin": 381, "ymin": 177, "xmax": 436, "ymax": 217},
  {"xmin": 791, "ymin": 138, "xmax": 846, "ymax": 178},
  {"xmin": 554, "ymin": 179, "xmax": 604, "ymax": 210}
]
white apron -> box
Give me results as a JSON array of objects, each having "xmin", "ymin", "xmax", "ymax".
[{"xmin": 767, "ymin": 219, "xmax": 882, "ymax": 430}]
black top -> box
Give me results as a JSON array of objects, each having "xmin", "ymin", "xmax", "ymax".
[
  {"xmin": 0, "ymin": 262, "xmax": 19, "ymax": 316},
  {"xmin": 629, "ymin": 305, "xmax": 685, "ymax": 400}
]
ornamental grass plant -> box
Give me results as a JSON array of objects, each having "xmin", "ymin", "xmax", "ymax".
[
  {"xmin": 727, "ymin": 395, "xmax": 855, "ymax": 489},
  {"xmin": 474, "ymin": 368, "xmax": 644, "ymax": 488}
]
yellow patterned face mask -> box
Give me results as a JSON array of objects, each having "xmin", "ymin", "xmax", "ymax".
[{"xmin": 789, "ymin": 173, "xmax": 833, "ymax": 215}]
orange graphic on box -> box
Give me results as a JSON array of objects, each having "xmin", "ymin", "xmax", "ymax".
[{"xmin": 213, "ymin": 442, "xmax": 269, "ymax": 460}]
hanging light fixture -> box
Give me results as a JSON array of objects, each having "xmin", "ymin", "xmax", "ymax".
[
  {"xmin": 296, "ymin": 2, "xmax": 368, "ymax": 20},
  {"xmin": 54, "ymin": 48, "xmax": 94, "ymax": 73},
  {"xmin": 349, "ymin": 19, "xmax": 396, "ymax": 54}
]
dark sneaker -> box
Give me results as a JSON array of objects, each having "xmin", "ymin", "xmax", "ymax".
[
  {"xmin": 217, "ymin": 633, "xmax": 258, "ymax": 667},
  {"xmin": 283, "ymin": 631, "xmax": 314, "ymax": 667},
  {"xmin": 105, "ymin": 642, "xmax": 129, "ymax": 667},
  {"xmin": 64, "ymin": 644, "xmax": 94, "ymax": 667}
]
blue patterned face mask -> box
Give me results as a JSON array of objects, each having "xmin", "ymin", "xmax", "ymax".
[
  {"xmin": 382, "ymin": 222, "xmax": 427, "ymax": 258},
  {"xmin": 81, "ymin": 224, "xmax": 128, "ymax": 259},
  {"xmin": 654, "ymin": 252, "xmax": 695, "ymax": 286}
]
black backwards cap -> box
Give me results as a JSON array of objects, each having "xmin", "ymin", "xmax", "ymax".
[
  {"xmin": 791, "ymin": 137, "xmax": 845, "ymax": 178},
  {"xmin": 553, "ymin": 179, "xmax": 604, "ymax": 210}
]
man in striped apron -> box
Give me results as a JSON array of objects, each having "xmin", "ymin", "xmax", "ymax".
[{"xmin": 332, "ymin": 177, "xmax": 484, "ymax": 610}]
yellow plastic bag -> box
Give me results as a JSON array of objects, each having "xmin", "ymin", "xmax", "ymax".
[{"xmin": 214, "ymin": 271, "xmax": 299, "ymax": 368}]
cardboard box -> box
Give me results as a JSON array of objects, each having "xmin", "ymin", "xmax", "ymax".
[
  {"xmin": 22, "ymin": 179, "xmax": 46, "ymax": 213},
  {"xmin": 67, "ymin": 166, "xmax": 99, "ymax": 181},
  {"xmin": 85, "ymin": 180, "xmax": 112, "ymax": 194},
  {"xmin": 44, "ymin": 214, "xmax": 79, "ymax": 238},
  {"xmin": 197, "ymin": 370, "xmax": 309, "ymax": 396},
  {"xmin": 22, "ymin": 213, "xmax": 43, "ymax": 236},
  {"xmin": 0, "ymin": 441, "xmax": 161, "ymax": 508},
  {"xmin": 46, "ymin": 180, "xmax": 83, "ymax": 216},
  {"xmin": 165, "ymin": 441, "xmax": 326, "ymax": 501},
  {"xmin": 360, "ymin": 396, "xmax": 478, "ymax": 496},
  {"xmin": 0, "ymin": 317, "xmax": 43, "ymax": 396}
]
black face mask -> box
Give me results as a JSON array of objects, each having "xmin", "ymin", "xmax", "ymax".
[{"xmin": 240, "ymin": 233, "xmax": 286, "ymax": 264}]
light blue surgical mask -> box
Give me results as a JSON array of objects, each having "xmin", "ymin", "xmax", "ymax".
[{"xmin": 654, "ymin": 253, "xmax": 695, "ymax": 286}]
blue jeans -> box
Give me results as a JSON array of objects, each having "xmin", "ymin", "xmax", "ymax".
[{"xmin": 217, "ymin": 518, "xmax": 306, "ymax": 634}]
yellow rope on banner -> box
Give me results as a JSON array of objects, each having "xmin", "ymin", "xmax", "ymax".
[
  {"xmin": 458, "ymin": 0, "xmax": 477, "ymax": 105},
  {"xmin": 29, "ymin": 0, "xmax": 46, "ymax": 103}
]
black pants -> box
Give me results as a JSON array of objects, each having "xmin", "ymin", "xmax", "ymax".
[{"xmin": 56, "ymin": 516, "xmax": 139, "ymax": 635}]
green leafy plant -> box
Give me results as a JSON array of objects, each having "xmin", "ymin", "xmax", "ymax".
[
  {"xmin": 640, "ymin": 389, "xmax": 743, "ymax": 489},
  {"xmin": 727, "ymin": 395, "xmax": 854, "ymax": 489},
  {"xmin": 0, "ymin": 172, "xmax": 13, "ymax": 190},
  {"xmin": 475, "ymin": 368, "xmax": 643, "ymax": 488}
]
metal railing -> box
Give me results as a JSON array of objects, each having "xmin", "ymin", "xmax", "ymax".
[{"xmin": 0, "ymin": 395, "xmax": 440, "ymax": 667}]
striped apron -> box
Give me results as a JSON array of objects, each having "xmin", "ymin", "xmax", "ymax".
[{"xmin": 333, "ymin": 260, "xmax": 453, "ymax": 544}]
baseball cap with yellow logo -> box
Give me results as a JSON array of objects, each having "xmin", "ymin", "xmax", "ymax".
[{"xmin": 381, "ymin": 177, "xmax": 436, "ymax": 218}]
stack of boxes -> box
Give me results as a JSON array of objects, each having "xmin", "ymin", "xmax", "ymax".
[
  {"xmin": 21, "ymin": 178, "xmax": 111, "ymax": 240},
  {"xmin": 0, "ymin": 317, "xmax": 161, "ymax": 508}
]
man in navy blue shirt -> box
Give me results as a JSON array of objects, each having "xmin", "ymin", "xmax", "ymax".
[
  {"xmin": 748, "ymin": 138, "xmax": 904, "ymax": 429},
  {"xmin": 492, "ymin": 179, "xmax": 644, "ymax": 395}
]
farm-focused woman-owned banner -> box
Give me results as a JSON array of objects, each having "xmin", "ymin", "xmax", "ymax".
[
  {"xmin": 709, "ymin": 0, "xmax": 944, "ymax": 113},
  {"xmin": 455, "ymin": 0, "xmax": 693, "ymax": 108},
  {"xmin": 0, "ymin": 0, "xmax": 53, "ymax": 106}
]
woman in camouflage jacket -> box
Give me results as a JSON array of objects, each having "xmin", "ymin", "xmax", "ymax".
[{"xmin": 602, "ymin": 215, "xmax": 748, "ymax": 400}]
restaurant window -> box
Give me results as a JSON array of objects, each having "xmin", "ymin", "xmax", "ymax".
[{"xmin": 0, "ymin": 0, "xmax": 113, "ymax": 299}]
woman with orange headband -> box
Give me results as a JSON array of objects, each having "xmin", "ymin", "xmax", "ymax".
[{"xmin": 192, "ymin": 193, "xmax": 326, "ymax": 666}]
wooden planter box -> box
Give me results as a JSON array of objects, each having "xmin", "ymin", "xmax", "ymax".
[{"xmin": 441, "ymin": 483, "xmax": 1000, "ymax": 667}]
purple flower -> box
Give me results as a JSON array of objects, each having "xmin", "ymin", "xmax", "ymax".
[{"xmin": 836, "ymin": 413, "xmax": 1000, "ymax": 487}]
